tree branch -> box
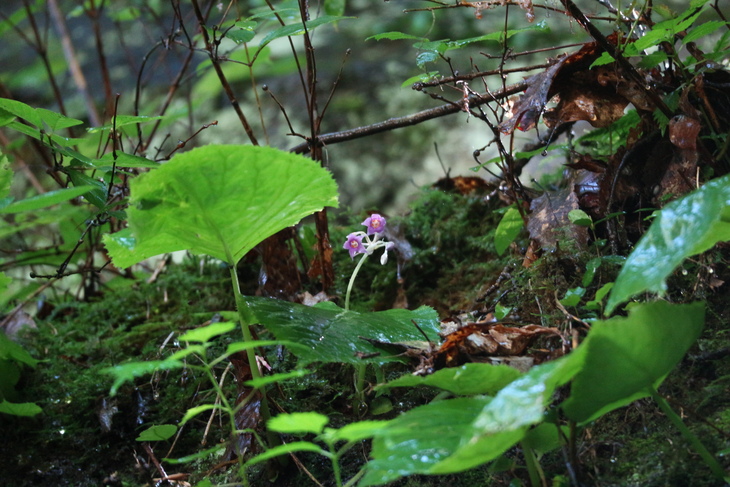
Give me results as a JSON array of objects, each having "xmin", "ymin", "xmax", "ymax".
[{"xmin": 289, "ymin": 81, "xmax": 528, "ymax": 154}]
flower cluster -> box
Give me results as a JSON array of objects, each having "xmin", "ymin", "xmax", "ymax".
[{"xmin": 343, "ymin": 213, "xmax": 394, "ymax": 265}]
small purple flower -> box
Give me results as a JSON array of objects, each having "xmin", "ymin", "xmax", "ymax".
[
  {"xmin": 343, "ymin": 233, "xmax": 366, "ymax": 259},
  {"xmin": 363, "ymin": 213, "xmax": 386, "ymax": 235}
]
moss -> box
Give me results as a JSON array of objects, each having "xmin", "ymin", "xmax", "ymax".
[{"xmin": 0, "ymin": 258, "xmax": 235, "ymax": 487}]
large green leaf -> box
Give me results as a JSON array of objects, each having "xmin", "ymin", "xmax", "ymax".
[
  {"xmin": 362, "ymin": 396, "xmax": 494, "ymax": 486},
  {"xmin": 245, "ymin": 297, "xmax": 439, "ymax": 366},
  {"xmin": 379, "ymin": 363, "xmax": 521, "ymax": 396},
  {"xmin": 430, "ymin": 351, "xmax": 585, "ymax": 474},
  {"xmin": 360, "ymin": 350, "xmax": 586, "ymax": 485},
  {"xmin": 103, "ymin": 145, "xmax": 338, "ymax": 268},
  {"xmin": 606, "ymin": 174, "xmax": 730, "ymax": 314},
  {"xmin": 561, "ymin": 301, "xmax": 704, "ymax": 424}
]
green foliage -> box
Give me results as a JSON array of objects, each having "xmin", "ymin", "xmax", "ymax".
[
  {"xmin": 0, "ymin": 331, "xmax": 41, "ymax": 417},
  {"xmin": 562, "ymin": 301, "xmax": 704, "ymax": 423},
  {"xmin": 362, "ymin": 351, "xmax": 585, "ymax": 485},
  {"xmin": 378, "ymin": 362, "xmax": 521, "ymax": 396},
  {"xmin": 245, "ymin": 297, "xmax": 439, "ymax": 365},
  {"xmin": 2, "ymin": 0, "xmax": 730, "ymax": 485},
  {"xmin": 268, "ymin": 411, "xmax": 330, "ymax": 434},
  {"xmin": 259, "ymin": 15, "xmax": 355, "ymax": 49},
  {"xmin": 136, "ymin": 424, "xmax": 178, "ymax": 442},
  {"xmin": 591, "ymin": 0, "xmax": 719, "ymax": 67},
  {"xmin": 606, "ymin": 174, "xmax": 730, "ymax": 314},
  {"xmin": 0, "ymin": 185, "xmax": 95, "ymax": 213},
  {"xmin": 494, "ymin": 206, "xmax": 523, "ymax": 256},
  {"xmin": 368, "ymin": 21, "xmax": 550, "ymax": 70},
  {"xmin": 105, "ymin": 145, "xmax": 338, "ymax": 268}
]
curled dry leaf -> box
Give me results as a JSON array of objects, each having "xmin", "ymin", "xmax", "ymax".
[
  {"xmin": 358, "ymin": 321, "xmax": 564, "ymax": 375},
  {"xmin": 434, "ymin": 323, "xmax": 563, "ymax": 368},
  {"xmin": 500, "ymin": 60, "xmax": 568, "ymax": 134},
  {"xmin": 544, "ymin": 73, "xmax": 629, "ymax": 129},
  {"xmin": 501, "ymin": 34, "xmax": 655, "ymax": 134},
  {"xmin": 669, "ymin": 115, "xmax": 701, "ymax": 150}
]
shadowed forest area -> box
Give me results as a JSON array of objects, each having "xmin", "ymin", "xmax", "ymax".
[{"xmin": 2, "ymin": 1, "xmax": 730, "ymax": 486}]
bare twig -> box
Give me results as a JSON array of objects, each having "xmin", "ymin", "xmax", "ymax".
[
  {"xmin": 289, "ymin": 81, "xmax": 528, "ymax": 154},
  {"xmin": 190, "ymin": 0, "xmax": 259, "ymax": 145},
  {"xmin": 414, "ymin": 62, "xmax": 550, "ymax": 89},
  {"xmin": 85, "ymin": 0, "xmax": 114, "ymax": 119},
  {"xmin": 47, "ymin": 0, "xmax": 101, "ymax": 126}
]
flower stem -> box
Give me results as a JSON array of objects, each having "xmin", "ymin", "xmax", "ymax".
[
  {"xmin": 229, "ymin": 264, "xmax": 279, "ymax": 449},
  {"xmin": 345, "ymin": 252, "xmax": 369, "ymax": 311}
]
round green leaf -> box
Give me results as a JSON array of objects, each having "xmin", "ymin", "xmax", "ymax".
[{"xmin": 104, "ymin": 145, "xmax": 338, "ymax": 268}]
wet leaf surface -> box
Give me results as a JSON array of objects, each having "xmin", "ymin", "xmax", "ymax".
[
  {"xmin": 562, "ymin": 301, "xmax": 704, "ymax": 423},
  {"xmin": 361, "ymin": 350, "xmax": 586, "ymax": 485},
  {"xmin": 245, "ymin": 297, "xmax": 439, "ymax": 366},
  {"xmin": 378, "ymin": 362, "xmax": 521, "ymax": 396},
  {"xmin": 606, "ymin": 173, "xmax": 730, "ymax": 313}
]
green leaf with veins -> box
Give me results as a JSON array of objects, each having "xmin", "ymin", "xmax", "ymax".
[{"xmin": 103, "ymin": 145, "xmax": 338, "ymax": 268}]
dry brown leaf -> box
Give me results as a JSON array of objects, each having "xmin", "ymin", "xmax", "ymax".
[
  {"xmin": 527, "ymin": 188, "xmax": 589, "ymax": 249},
  {"xmin": 669, "ymin": 115, "xmax": 701, "ymax": 150}
]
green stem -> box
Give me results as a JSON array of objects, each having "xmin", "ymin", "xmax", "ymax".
[
  {"xmin": 229, "ymin": 264, "xmax": 279, "ymax": 449},
  {"xmin": 343, "ymin": 468, "xmax": 366, "ymax": 487},
  {"xmin": 200, "ymin": 359, "xmax": 237, "ymax": 434},
  {"xmin": 521, "ymin": 441, "xmax": 545, "ymax": 487},
  {"xmin": 651, "ymin": 388, "xmax": 729, "ymax": 483},
  {"xmin": 345, "ymin": 253, "xmax": 370, "ymax": 414},
  {"xmin": 327, "ymin": 445, "xmax": 343, "ymax": 487},
  {"xmin": 345, "ymin": 252, "xmax": 369, "ymax": 311}
]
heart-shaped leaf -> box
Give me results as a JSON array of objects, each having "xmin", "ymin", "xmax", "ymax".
[
  {"xmin": 104, "ymin": 145, "xmax": 338, "ymax": 268},
  {"xmin": 561, "ymin": 301, "xmax": 704, "ymax": 423}
]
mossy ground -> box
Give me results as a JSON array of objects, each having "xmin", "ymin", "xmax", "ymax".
[{"xmin": 2, "ymin": 186, "xmax": 730, "ymax": 486}]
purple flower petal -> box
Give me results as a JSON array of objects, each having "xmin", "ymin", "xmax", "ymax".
[
  {"xmin": 343, "ymin": 233, "xmax": 366, "ymax": 259},
  {"xmin": 363, "ymin": 213, "xmax": 386, "ymax": 235}
]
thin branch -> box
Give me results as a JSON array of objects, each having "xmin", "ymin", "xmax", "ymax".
[
  {"xmin": 289, "ymin": 81, "xmax": 528, "ymax": 154},
  {"xmin": 86, "ymin": 0, "xmax": 114, "ymax": 119},
  {"xmin": 190, "ymin": 0, "xmax": 259, "ymax": 145},
  {"xmin": 47, "ymin": 0, "xmax": 101, "ymax": 126}
]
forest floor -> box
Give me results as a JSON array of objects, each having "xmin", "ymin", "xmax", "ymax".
[{"xmin": 2, "ymin": 179, "xmax": 729, "ymax": 487}]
